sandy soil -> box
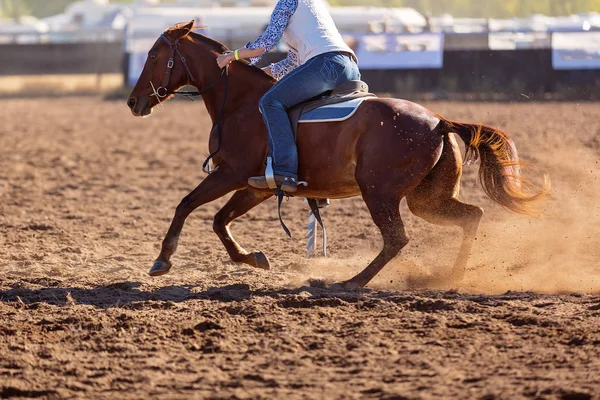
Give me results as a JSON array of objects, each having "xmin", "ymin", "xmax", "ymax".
[
  {"xmin": 1, "ymin": 98, "xmax": 599, "ymax": 399},
  {"xmin": 0, "ymin": 74, "xmax": 123, "ymax": 97}
]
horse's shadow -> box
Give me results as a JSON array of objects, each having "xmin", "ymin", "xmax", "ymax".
[
  {"xmin": 0, "ymin": 278, "xmax": 557, "ymax": 309},
  {"xmin": 0, "ymin": 280, "xmax": 382, "ymax": 308}
]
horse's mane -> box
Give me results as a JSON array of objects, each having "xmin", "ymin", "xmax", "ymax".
[
  {"xmin": 186, "ymin": 31, "xmax": 275, "ymax": 83},
  {"xmin": 186, "ymin": 30, "xmax": 228, "ymax": 54}
]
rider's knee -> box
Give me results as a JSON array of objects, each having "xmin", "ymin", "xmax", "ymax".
[{"xmin": 259, "ymin": 92, "xmax": 282, "ymax": 111}]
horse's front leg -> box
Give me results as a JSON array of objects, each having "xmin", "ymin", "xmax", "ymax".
[
  {"xmin": 150, "ymin": 166, "xmax": 243, "ymax": 276},
  {"xmin": 213, "ymin": 189, "xmax": 273, "ymax": 270}
]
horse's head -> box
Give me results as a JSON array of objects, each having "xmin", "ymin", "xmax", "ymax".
[{"xmin": 127, "ymin": 21, "xmax": 196, "ymax": 117}]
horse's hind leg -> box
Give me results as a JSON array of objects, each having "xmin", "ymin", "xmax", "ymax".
[
  {"xmin": 406, "ymin": 133, "xmax": 483, "ymax": 281},
  {"xmin": 213, "ymin": 189, "xmax": 273, "ymax": 270},
  {"xmin": 344, "ymin": 190, "xmax": 408, "ymax": 288}
]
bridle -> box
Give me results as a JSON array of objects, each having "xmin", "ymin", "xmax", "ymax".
[
  {"xmin": 149, "ymin": 34, "xmax": 195, "ymax": 99},
  {"xmin": 150, "ymin": 33, "xmax": 229, "ymax": 174}
]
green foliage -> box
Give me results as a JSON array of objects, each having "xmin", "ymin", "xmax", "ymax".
[
  {"xmin": 3, "ymin": 0, "xmax": 599, "ymax": 19},
  {"xmin": 0, "ymin": 0, "xmax": 135, "ymax": 19},
  {"xmin": 0, "ymin": 0, "xmax": 29, "ymax": 19},
  {"xmin": 1, "ymin": 0, "xmax": 72, "ymax": 18},
  {"xmin": 328, "ymin": 0, "xmax": 600, "ymax": 17}
]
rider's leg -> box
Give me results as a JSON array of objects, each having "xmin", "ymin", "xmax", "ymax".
[{"xmin": 249, "ymin": 52, "xmax": 360, "ymax": 192}]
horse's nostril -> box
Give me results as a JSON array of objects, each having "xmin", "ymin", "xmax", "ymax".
[{"xmin": 127, "ymin": 97, "xmax": 137, "ymax": 109}]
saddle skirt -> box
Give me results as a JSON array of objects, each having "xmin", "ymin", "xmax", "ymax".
[
  {"xmin": 298, "ymin": 97, "xmax": 369, "ymax": 123},
  {"xmin": 288, "ymin": 80, "xmax": 376, "ymax": 136}
]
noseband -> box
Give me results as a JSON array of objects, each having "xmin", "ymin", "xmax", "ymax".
[
  {"xmin": 150, "ymin": 33, "xmax": 229, "ymax": 174},
  {"xmin": 151, "ymin": 34, "xmax": 196, "ymax": 98}
]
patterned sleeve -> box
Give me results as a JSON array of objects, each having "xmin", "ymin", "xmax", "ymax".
[
  {"xmin": 245, "ymin": 0, "xmax": 298, "ymax": 65},
  {"xmin": 270, "ymin": 49, "xmax": 299, "ymax": 80}
]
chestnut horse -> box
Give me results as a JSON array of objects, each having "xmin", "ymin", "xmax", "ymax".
[{"xmin": 127, "ymin": 22, "xmax": 548, "ymax": 288}]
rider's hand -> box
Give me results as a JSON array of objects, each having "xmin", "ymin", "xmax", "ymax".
[{"xmin": 216, "ymin": 52, "xmax": 234, "ymax": 69}]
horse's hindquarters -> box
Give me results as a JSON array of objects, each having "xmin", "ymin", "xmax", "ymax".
[
  {"xmin": 294, "ymin": 98, "xmax": 445, "ymax": 199},
  {"xmin": 353, "ymin": 99, "xmax": 444, "ymax": 194}
]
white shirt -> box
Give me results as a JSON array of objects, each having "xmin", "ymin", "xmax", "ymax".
[{"xmin": 245, "ymin": 0, "xmax": 355, "ymax": 80}]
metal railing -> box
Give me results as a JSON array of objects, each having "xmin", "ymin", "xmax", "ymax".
[{"xmin": 0, "ymin": 28, "xmax": 125, "ymax": 45}]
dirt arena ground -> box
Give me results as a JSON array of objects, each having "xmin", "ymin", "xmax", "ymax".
[{"xmin": 1, "ymin": 97, "xmax": 599, "ymax": 399}]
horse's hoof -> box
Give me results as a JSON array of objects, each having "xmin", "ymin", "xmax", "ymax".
[
  {"xmin": 251, "ymin": 251, "xmax": 270, "ymax": 270},
  {"xmin": 149, "ymin": 260, "xmax": 172, "ymax": 276}
]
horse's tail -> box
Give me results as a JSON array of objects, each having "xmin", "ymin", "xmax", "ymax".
[{"xmin": 439, "ymin": 117, "xmax": 550, "ymax": 215}]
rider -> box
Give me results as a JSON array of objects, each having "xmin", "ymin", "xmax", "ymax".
[{"xmin": 216, "ymin": 0, "xmax": 359, "ymax": 193}]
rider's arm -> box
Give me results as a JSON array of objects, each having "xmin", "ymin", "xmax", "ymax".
[
  {"xmin": 216, "ymin": 46, "xmax": 265, "ymax": 68},
  {"xmin": 236, "ymin": 47, "xmax": 266, "ymax": 59},
  {"xmin": 268, "ymin": 49, "xmax": 299, "ymax": 80},
  {"xmin": 244, "ymin": 0, "xmax": 298, "ymax": 65},
  {"xmin": 217, "ymin": 0, "xmax": 298, "ymax": 68}
]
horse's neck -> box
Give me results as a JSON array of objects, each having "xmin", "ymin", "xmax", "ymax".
[
  {"xmin": 198, "ymin": 64, "xmax": 272, "ymax": 125},
  {"xmin": 185, "ymin": 34, "xmax": 273, "ymax": 124}
]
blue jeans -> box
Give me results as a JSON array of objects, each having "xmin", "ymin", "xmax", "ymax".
[{"xmin": 258, "ymin": 51, "xmax": 361, "ymax": 179}]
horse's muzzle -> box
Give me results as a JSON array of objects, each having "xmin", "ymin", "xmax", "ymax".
[
  {"xmin": 127, "ymin": 96, "xmax": 151, "ymax": 117},
  {"xmin": 127, "ymin": 96, "xmax": 137, "ymax": 110}
]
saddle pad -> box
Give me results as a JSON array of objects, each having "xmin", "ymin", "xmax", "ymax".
[{"xmin": 298, "ymin": 97, "xmax": 369, "ymax": 123}]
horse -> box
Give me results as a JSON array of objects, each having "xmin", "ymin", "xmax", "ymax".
[{"xmin": 127, "ymin": 21, "xmax": 549, "ymax": 288}]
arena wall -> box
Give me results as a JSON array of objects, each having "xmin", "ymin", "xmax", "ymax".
[
  {"xmin": 2, "ymin": 34, "xmax": 599, "ymax": 99},
  {"xmin": 0, "ymin": 42, "xmax": 124, "ymax": 75}
]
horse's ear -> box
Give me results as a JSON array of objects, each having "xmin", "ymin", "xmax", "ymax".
[
  {"xmin": 183, "ymin": 20, "xmax": 194, "ymax": 33},
  {"xmin": 169, "ymin": 20, "xmax": 195, "ymax": 39}
]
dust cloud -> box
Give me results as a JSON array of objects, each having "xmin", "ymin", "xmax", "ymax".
[{"xmin": 296, "ymin": 102, "xmax": 600, "ymax": 294}]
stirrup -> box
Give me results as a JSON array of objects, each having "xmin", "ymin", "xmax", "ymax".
[
  {"xmin": 279, "ymin": 176, "xmax": 298, "ymax": 193},
  {"xmin": 265, "ymin": 156, "xmax": 277, "ymax": 190}
]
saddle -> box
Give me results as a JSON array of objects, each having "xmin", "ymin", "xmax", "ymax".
[
  {"xmin": 288, "ymin": 80, "xmax": 375, "ymax": 137},
  {"xmin": 276, "ymin": 81, "xmax": 375, "ymax": 241}
]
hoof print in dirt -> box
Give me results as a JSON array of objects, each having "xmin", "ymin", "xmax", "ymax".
[
  {"xmin": 332, "ymin": 281, "xmax": 362, "ymax": 291},
  {"xmin": 308, "ymin": 279, "xmax": 330, "ymax": 289},
  {"xmin": 308, "ymin": 279, "xmax": 362, "ymax": 291}
]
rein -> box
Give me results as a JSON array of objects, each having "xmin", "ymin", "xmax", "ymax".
[{"xmin": 150, "ymin": 33, "xmax": 229, "ymax": 174}]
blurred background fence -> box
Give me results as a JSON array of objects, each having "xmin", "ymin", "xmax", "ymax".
[
  {"xmin": 3, "ymin": 33, "xmax": 598, "ymax": 99},
  {"xmin": 0, "ymin": 41, "xmax": 124, "ymax": 75},
  {"xmin": 1, "ymin": 1, "xmax": 600, "ymax": 99}
]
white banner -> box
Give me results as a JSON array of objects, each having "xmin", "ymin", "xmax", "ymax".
[
  {"xmin": 348, "ymin": 33, "xmax": 444, "ymax": 70},
  {"xmin": 552, "ymin": 32, "xmax": 600, "ymax": 70},
  {"xmin": 488, "ymin": 32, "xmax": 550, "ymax": 50}
]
